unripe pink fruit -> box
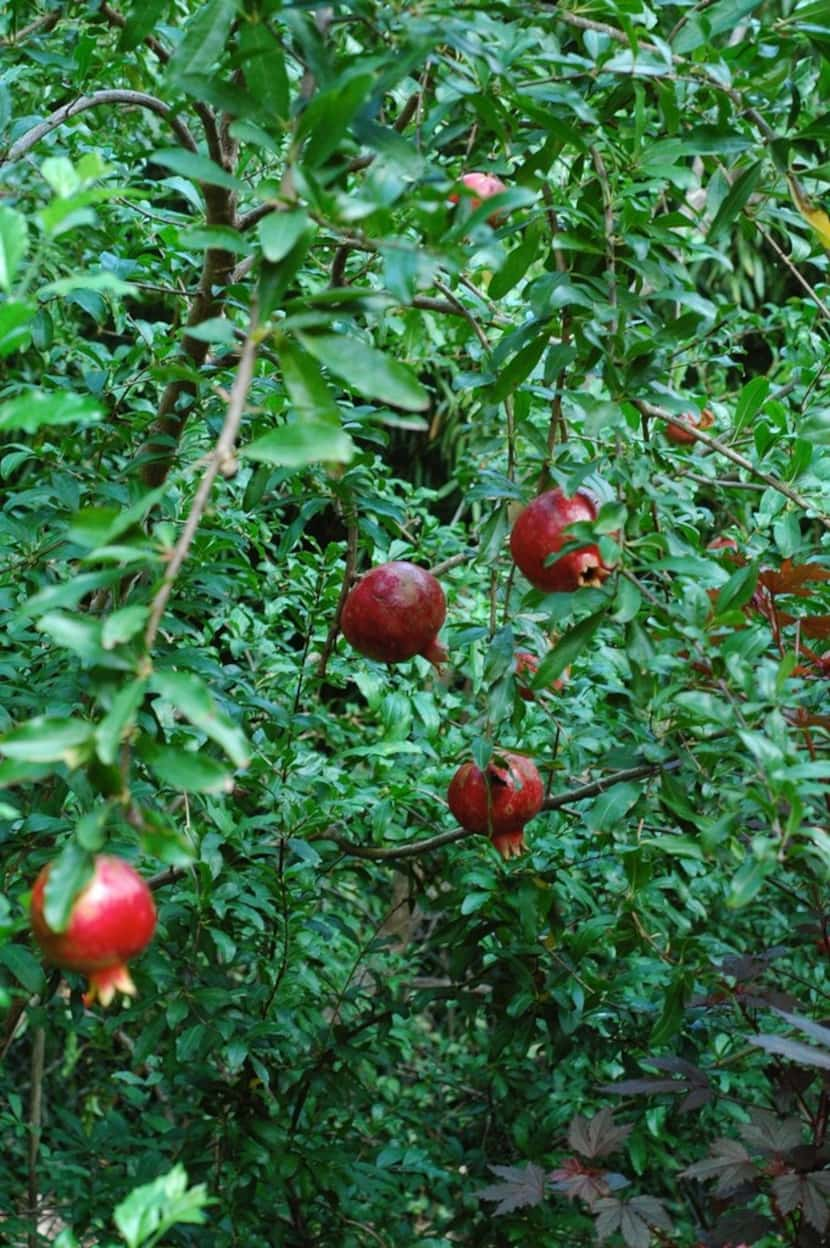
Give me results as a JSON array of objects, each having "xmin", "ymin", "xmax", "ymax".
[
  {"xmin": 30, "ymin": 854, "xmax": 157, "ymax": 1007},
  {"xmin": 510, "ymin": 488, "xmax": 611, "ymax": 593},
  {"xmin": 341, "ymin": 561, "xmax": 447, "ymax": 667},
  {"xmin": 447, "ymin": 751, "xmax": 544, "ymax": 859},
  {"xmin": 448, "ymin": 172, "xmax": 508, "ymax": 224},
  {"xmin": 514, "ymin": 651, "xmax": 568, "ymax": 701}
]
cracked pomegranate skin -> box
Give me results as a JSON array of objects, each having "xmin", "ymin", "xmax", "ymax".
[
  {"xmin": 510, "ymin": 489, "xmax": 607, "ymax": 593},
  {"xmin": 30, "ymin": 854, "xmax": 156, "ymax": 1004},
  {"xmin": 447, "ymin": 752, "xmax": 544, "ymax": 837},
  {"xmin": 341, "ymin": 561, "xmax": 447, "ymax": 665}
]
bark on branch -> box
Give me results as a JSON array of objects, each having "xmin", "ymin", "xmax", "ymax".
[{"xmin": 3, "ymin": 91, "xmax": 198, "ymax": 163}]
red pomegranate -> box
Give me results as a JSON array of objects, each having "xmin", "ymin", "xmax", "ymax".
[
  {"xmin": 664, "ymin": 408, "xmax": 714, "ymax": 445},
  {"xmin": 449, "ymin": 172, "xmax": 508, "ymax": 225},
  {"xmin": 341, "ymin": 561, "xmax": 448, "ymax": 667},
  {"xmin": 447, "ymin": 751, "xmax": 544, "ymax": 859},
  {"xmin": 30, "ymin": 854, "xmax": 157, "ymax": 1007},
  {"xmin": 510, "ymin": 489, "xmax": 611, "ymax": 593},
  {"xmin": 514, "ymin": 651, "xmax": 568, "ymax": 701}
]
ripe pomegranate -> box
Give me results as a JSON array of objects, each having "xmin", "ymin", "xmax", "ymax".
[
  {"xmin": 509, "ymin": 488, "xmax": 611, "ymax": 593},
  {"xmin": 514, "ymin": 651, "xmax": 568, "ymax": 701},
  {"xmin": 664, "ymin": 408, "xmax": 714, "ymax": 445},
  {"xmin": 341, "ymin": 561, "xmax": 448, "ymax": 667},
  {"xmin": 448, "ymin": 171, "xmax": 508, "ymax": 225},
  {"xmin": 447, "ymin": 751, "xmax": 544, "ymax": 859},
  {"xmin": 30, "ymin": 854, "xmax": 157, "ymax": 1007}
]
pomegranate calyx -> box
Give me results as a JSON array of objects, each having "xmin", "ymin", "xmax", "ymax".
[
  {"xmin": 420, "ymin": 637, "xmax": 449, "ymax": 670},
  {"xmin": 491, "ymin": 828, "xmax": 527, "ymax": 860},
  {"xmin": 83, "ymin": 962, "xmax": 137, "ymax": 1008}
]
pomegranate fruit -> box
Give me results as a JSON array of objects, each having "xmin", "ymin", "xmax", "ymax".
[
  {"xmin": 447, "ymin": 751, "xmax": 544, "ymax": 859},
  {"xmin": 664, "ymin": 408, "xmax": 714, "ymax": 445},
  {"xmin": 514, "ymin": 651, "xmax": 568, "ymax": 701},
  {"xmin": 341, "ymin": 560, "xmax": 448, "ymax": 667},
  {"xmin": 448, "ymin": 171, "xmax": 508, "ymax": 225},
  {"xmin": 30, "ymin": 854, "xmax": 157, "ymax": 1007},
  {"xmin": 509, "ymin": 488, "xmax": 611, "ymax": 593}
]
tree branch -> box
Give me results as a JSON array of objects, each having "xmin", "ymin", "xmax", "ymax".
[
  {"xmin": 317, "ymin": 511, "xmax": 359, "ymax": 680},
  {"xmin": 0, "ymin": 11, "xmax": 60, "ymax": 45},
  {"xmin": 144, "ymin": 311, "xmax": 260, "ymax": 650},
  {"xmin": 636, "ymin": 399, "xmax": 830, "ymax": 531},
  {"xmin": 3, "ymin": 91, "xmax": 198, "ymax": 163}
]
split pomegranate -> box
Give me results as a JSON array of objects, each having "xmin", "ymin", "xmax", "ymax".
[
  {"xmin": 447, "ymin": 751, "xmax": 544, "ymax": 859},
  {"xmin": 30, "ymin": 854, "xmax": 157, "ymax": 1007},
  {"xmin": 664, "ymin": 408, "xmax": 714, "ymax": 445},
  {"xmin": 510, "ymin": 488, "xmax": 611, "ymax": 593},
  {"xmin": 341, "ymin": 560, "xmax": 448, "ymax": 667},
  {"xmin": 448, "ymin": 172, "xmax": 508, "ymax": 225},
  {"xmin": 514, "ymin": 651, "xmax": 568, "ymax": 701}
]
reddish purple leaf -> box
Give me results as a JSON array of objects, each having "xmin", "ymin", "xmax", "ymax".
[
  {"xmin": 568, "ymin": 1108, "xmax": 632, "ymax": 1160},
  {"xmin": 477, "ymin": 1162, "xmax": 546, "ymax": 1215},
  {"xmin": 681, "ymin": 1138, "xmax": 757, "ymax": 1194}
]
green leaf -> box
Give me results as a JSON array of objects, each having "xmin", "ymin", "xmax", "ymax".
[
  {"xmin": 168, "ymin": 0, "xmax": 238, "ymax": 79},
  {"xmin": 650, "ymin": 973, "xmax": 687, "ymax": 1046},
  {"xmin": 240, "ymin": 422, "xmax": 355, "ymax": 467},
  {"xmin": 185, "ymin": 317, "xmax": 239, "ymax": 345},
  {"xmin": 102, "ymin": 606, "xmax": 150, "ymax": 650},
  {"xmin": 0, "ymin": 206, "xmax": 28, "ymax": 291},
  {"xmin": 734, "ymin": 376, "xmax": 770, "ymax": 432},
  {"xmin": 114, "ymin": 1164, "xmax": 210, "ymax": 1248},
  {"xmin": 95, "ymin": 680, "xmax": 148, "ymax": 767},
  {"xmin": 140, "ymin": 742, "xmax": 233, "ymax": 794},
  {"xmin": 151, "ymin": 147, "xmax": 242, "ymax": 191},
  {"xmin": 727, "ymin": 857, "xmax": 775, "ymax": 909},
  {"xmin": 239, "ymin": 23, "xmax": 289, "ymax": 122},
  {"xmin": 0, "ymin": 391, "xmax": 104, "ymax": 433},
  {"xmin": 298, "ymin": 333, "xmax": 429, "ymax": 412},
  {"xmin": 277, "ymin": 339, "xmax": 343, "ymax": 423},
  {"xmin": 0, "ymin": 718, "xmax": 94, "ymax": 765},
  {"xmin": 533, "ymin": 610, "xmax": 607, "ymax": 686},
  {"xmin": 715, "ymin": 564, "xmax": 759, "ymax": 615},
  {"xmin": 259, "ymin": 210, "xmax": 312, "ymax": 263},
  {"xmin": 178, "ymin": 226, "xmax": 250, "ymax": 254},
  {"xmin": 44, "ymin": 841, "xmax": 95, "ymax": 933},
  {"xmin": 118, "ymin": 0, "xmax": 168, "ymax": 50},
  {"xmin": 297, "ymin": 73, "xmax": 375, "ymax": 169},
  {"xmin": 708, "ymin": 162, "xmax": 764, "ymax": 243},
  {"xmin": 0, "ymin": 944, "xmax": 45, "ymax": 993},
  {"xmin": 0, "ymin": 299, "xmax": 35, "ymax": 358},
  {"xmin": 150, "ymin": 670, "xmax": 250, "ymax": 769}
]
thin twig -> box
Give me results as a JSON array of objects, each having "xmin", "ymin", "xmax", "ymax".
[
  {"xmin": 0, "ymin": 11, "xmax": 60, "ymax": 44},
  {"xmin": 430, "ymin": 550, "xmax": 474, "ymax": 576},
  {"xmin": 144, "ymin": 310, "xmax": 260, "ymax": 650},
  {"xmin": 636, "ymin": 399, "xmax": 830, "ymax": 530},
  {"xmin": 756, "ymin": 222, "xmax": 830, "ymax": 323},
  {"xmin": 317, "ymin": 511, "xmax": 359, "ymax": 680},
  {"xmin": 4, "ymin": 91, "xmax": 198, "ymax": 163},
  {"xmin": 27, "ymin": 1027, "xmax": 45, "ymax": 1248}
]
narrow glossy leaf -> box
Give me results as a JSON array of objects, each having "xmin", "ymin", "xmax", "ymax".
[
  {"xmin": 0, "ymin": 944, "xmax": 45, "ymax": 993},
  {"xmin": 0, "ymin": 718, "xmax": 94, "ymax": 764},
  {"xmin": 168, "ymin": 0, "xmax": 237, "ymax": 79},
  {"xmin": 0, "ymin": 206, "xmax": 28, "ymax": 291},
  {"xmin": 0, "ymin": 299, "xmax": 34, "ymax": 357},
  {"xmin": 299, "ymin": 333, "xmax": 429, "ymax": 412},
  {"xmin": 715, "ymin": 563, "xmax": 759, "ymax": 615},
  {"xmin": 140, "ymin": 742, "xmax": 233, "ymax": 793},
  {"xmin": 734, "ymin": 376, "xmax": 770, "ymax": 431},
  {"xmin": 534, "ymin": 610, "xmax": 606, "ymax": 686},
  {"xmin": 0, "ymin": 391, "xmax": 103, "ymax": 433},
  {"xmin": 277, "ymin": 339, "xmax": 343, "ymax": 424},
  {"xmin": 150, "ymin": 670, "xmax": 249, "ymax": 768},
  {"xmin": 259, "ymin": 210, "xmax": 312, "ymax": 263},
  {"xmin": 118, "ymin": 0, "xmax": 167, "ymax": 50},
  {"xmin": 102, "ymin": 606, "xmax": 149, "ymax": 650},
  {"xmin": 708, "ymin": 161, "xmax": 764, "ymax": 243},
  {"xmin": 297, "ymin": 73, "xmax": 375, "ymax": 169},
  {"xmin": 95, "ymin": 680, "xmax": 148, "ymax": 766},
  {"xmin": 239, "ymin": 23, "xmax": 289, "ymax": 121},
  {"xmin": 151, "ymin": 147, "xmax": 242, "ymax": 191},
  {"xmin": 43, "ymin": 841, "xmax": 94, "ymax": 932},
  {"xmin": 240, "ymin": 422, "xmax": 355, "ymax": 467}
]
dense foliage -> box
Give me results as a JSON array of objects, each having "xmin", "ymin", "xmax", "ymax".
[{"xmin": 2, "ymin": 0, "xmax": 830, "ymax": 1244}]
